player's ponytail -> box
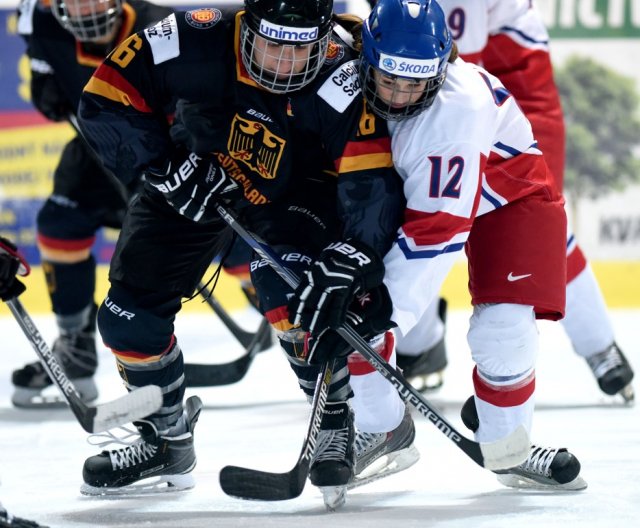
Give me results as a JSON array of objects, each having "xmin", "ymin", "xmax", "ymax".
[{"xmin": 332, "ymin": 13, "xmax": 364, "ymax": 52}]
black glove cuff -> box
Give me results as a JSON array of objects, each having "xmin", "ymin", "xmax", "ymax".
[{"xmin": 1, "ymin": 278, "xmax": 26, "ymax": 301}]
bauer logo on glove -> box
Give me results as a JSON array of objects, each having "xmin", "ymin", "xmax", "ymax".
[
  {"xmin": 288, "ymin": 238, "xmax": 385, "ymax": 334},
  {"xmin": 146, "ymin": 148, "xmax": 240, "ymax": 223},
  {"xmin": 149, "ymin": 152, "xmax": 203, "ymax": 193},
  {"xmin": 325, "ymin": 241, "xmax": 373, "ymax": 267}
]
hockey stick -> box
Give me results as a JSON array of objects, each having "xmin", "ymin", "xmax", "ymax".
[
  {"xmin": 6, "ymin": 297, "xmax": 162, "ymax": 433},
  {"xmin": 183, "ymin": 316, "xmax": 274, "ymax": 386},
  {"xmin": 69, "ymin": 113, "xmax": 275, "ymax": 387},
  {"xmin": 220, "ymin": 359, "xmax": 333, "ymax": 500},
  {"xmin": 215, "ymin": 203, "xmax": 530, "ymax": 472},
  {"xmin": 196, "ymin": 284, "xmax": 272, "ymax": 348}
]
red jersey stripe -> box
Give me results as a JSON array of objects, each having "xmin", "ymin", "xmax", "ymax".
[
  {"xmin": 86, "ymin": 64, "xmax": 153, "ymax": 113},
  {"xmin": 403, "ymin": 208, "xmax": 472, "ymax": 246}
]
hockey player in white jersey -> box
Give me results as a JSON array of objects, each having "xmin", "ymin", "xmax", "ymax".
[
  {"xmin": 389, "ymin": 0, "xmax": 634, "ymax": 402},
  {"xmin": 290, "ymin": 0, "xmax": 587, "ymax": 490}
]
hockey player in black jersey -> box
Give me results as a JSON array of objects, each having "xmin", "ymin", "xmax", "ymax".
[
  {"xmin": 77, "ymin": 0, "xmax": 418, "ymax": 506},
  {"xmin": 12, "ymin": 0, "xmax": 174, "ymax": 409}
]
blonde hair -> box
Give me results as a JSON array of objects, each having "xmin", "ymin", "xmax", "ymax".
[
  {"xmin": 332, "ymin": 13, "xmax": 364, "ymax": 51},
  {"xmin": 448, "ymin": 41, "xmax": 459, "ymax": 63}
]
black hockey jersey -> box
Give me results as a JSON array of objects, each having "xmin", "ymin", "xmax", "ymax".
[
  {"xmin": 79, "ymin": 9, "xmax": 404, "ymax": 254},
  {"xmin": 17, "ymin": 0, "xmax": 173, "ymax": 119}
]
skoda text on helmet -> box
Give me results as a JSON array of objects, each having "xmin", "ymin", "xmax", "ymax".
[
  {"xmin": 52, "ymin": 0, "xmax": 124, "ymax": 42},
  {"xmin": 359, "ymin": 0, "xmax": 453, "ymax": 121},
  {"xmin": 241, "ymin": 0, "xmax": 334, "ymax": 93}
]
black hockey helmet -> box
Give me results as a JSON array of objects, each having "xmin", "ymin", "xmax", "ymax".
[
  {"xmin": 241, "ymin": 0, "xmax": 334, "ymax": 93},
  {"xmin": 51, "ymin": 0, "xmax": 124, "ymax": 42},
  {"xmin": 244, "ymin": 0, "xmax": 333, "ymax": 44}
]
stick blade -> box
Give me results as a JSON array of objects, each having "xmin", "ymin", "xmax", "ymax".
[
  {"xmin": 184, "ymin": 356, "xmax": 252, "ymax": 387},
  {"xmin": 184, "ymin": 319, "xmax": 273, "ymax": 387},
  {"xmin": 219, "ymin": 464, "xmax": 306, "ymax": 501},
  {"xmin": 479, "ymin": 425, "xmax": 530, "ymax": 471},
  {"xmin": 91, "ymin": 385, "xmax": 163, "ymax": 433}
]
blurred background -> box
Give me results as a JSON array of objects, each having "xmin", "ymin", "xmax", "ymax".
[{"xmin": 1, "ymin": 0, "xmax": 639, "ymax": 316}]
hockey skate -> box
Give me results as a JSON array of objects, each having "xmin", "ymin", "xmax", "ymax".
[
  {"xmin": 0, "ymin": 503, "xmax": 47, "ymax": 528},
  {"xmin": 494, "ymin": 445, "xmax": 587, "ymax": 491},
  {"xmin": 11, "ymin": 306, "xmax": 98, "ymax": 408},
  {"xmin": 461, "ymin": 396, "xmax": 587, "ymax": 491},
  {"xmin": 349, "ymin": 406, "xmax": 420, "ymax": 489},
  {"xmin": 309, "ymin": 401, "xmax": 355, "ymax": 510},
  {"xmin": 586, "ymin": 342, "xmax": 634, "ymax": 403},
  {"xmin": 80, "ymin": 395, "xmax": 202, "ymax": 496},
  {"xmin": 396, "ymin": 298, "xmax": 448, "ymax": 392}
]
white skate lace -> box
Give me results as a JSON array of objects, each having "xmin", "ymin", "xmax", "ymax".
[
  {"xmin": 109, "ymin": 441, "xmax": 158, "ymax": 470},
  {"xmin": 87, "ymin": 426, "xmax": 140, "ymax": 448},
  {"xmin": 354, "ymin": 431, "xmax": 385, "ymax": 458},
  {"xmin": 314, "ymin": 429, "xmax": 350, "ymax": 463},
  {"xmin": 87, "ymin": 426, "xmax": 158, "ymax": 470},
  {"xmin": 520, "ymin": 445, "xmax": 558, "ymax": 477},
  {"xmin": 587, "ymin": 345, "xmax": 624, "ymax": 378}
]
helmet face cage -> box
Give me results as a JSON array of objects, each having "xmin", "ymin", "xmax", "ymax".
[
  {"xmin": 241, "ymin": 0, "xmax": 333, "ymax": 93},
  {"xmin": 240, "ymin": 22, "xmax": 330, "ymax": 93},
  {"xmin": 51, "ymin": 0, "xmax": 123, "ymax": 42},
  {"xmin": 360, "ymin": 0, "xmax": 452, "ymax": 121},
  {"xmin": 359, "ymin": 61, "xmax": 446, "ymax": 122}
]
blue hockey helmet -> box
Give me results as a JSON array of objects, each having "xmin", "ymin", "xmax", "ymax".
[{"xmin": 359, "ymin": 0, "xmax": 453, "ymax": 120}]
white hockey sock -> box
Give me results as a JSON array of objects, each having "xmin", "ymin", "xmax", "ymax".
[
  {"xmin": 348, "ymin": 332, "xmax": 405, "ymax": 433},
  {"xmin": 474, "ymin": 395, "xmax": 534, "ymax": 444},
  {"xmin": 394, "ymin": 297, "xmax": 444, "ymax": 356},
  {"xmin": 468, "ymin": 304, "xmax": 537, "ymax": 443},
  {"xmin": 563, "ymin": 265, "xmax": 615, "ymax": 358}
]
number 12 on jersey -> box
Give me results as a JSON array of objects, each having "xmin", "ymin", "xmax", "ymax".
[{"xmin": 428, "ymin": 155, "xmax": 464, "ymax": 199}]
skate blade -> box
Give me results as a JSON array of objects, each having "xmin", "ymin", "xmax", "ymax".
[
  {"xmin": 319, "ymin": 485, "xmax": 347, "ymax": 511},
  {"xmin": 496, "ymin": 473, "xmax": 588, "ymax": 491},
  {"xmin": 80, "ymin": 473, "xmax": 195, "ymax": 497},
  {"xmin": 12, "ymin": 378, "xmax": 98, "ymax": 409},
  {"xmin": 619, "ymin": 383, "xmax": 635, "ymax": 405},
  {"xmin": 408, "ymin": 371, "xmax": 444, "ymax": 393},
  {"xmin": 348, "ymin": 444, "xmax": 420, "ymax": 490},
  {"xmin": 12, "ymin": 388, "xmax": 69, "ymax": 409}
]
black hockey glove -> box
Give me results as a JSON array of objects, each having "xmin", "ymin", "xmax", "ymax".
[
  {"xmin": 0, "ymin": 237, "xmax": 30, "ymax": 301},
  {"xmin": 31, "ymin": 72, "xmax": 73, "ymax": 123},
  {"xmin": 304, "ymin": 285, "xmax": 395, "ymax": 365},
  {"xmin": 288, "ymin": 239, "xmax": 385, "ymax": 334},
  {"xmin": 145, "ymin": 147, "xmax": 241, "ymax": 223}
]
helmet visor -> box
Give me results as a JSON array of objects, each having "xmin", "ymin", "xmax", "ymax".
[
  {"xmin": 360, "ymin": 61, "xmax": 446, "ymax": 121},
  {"xmin": 241, "ymin": 19, "xmax": 330, "ymax": 93}
]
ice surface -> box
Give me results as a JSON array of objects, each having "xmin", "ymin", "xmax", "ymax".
[{"xmin": 0, "ymin": 307, "xmax": 638, "ymax": 527}]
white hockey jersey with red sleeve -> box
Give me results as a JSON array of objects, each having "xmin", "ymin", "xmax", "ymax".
[
  {"xmin": 383, "ymin": 59, "xmax": 556, "ymax": 335},
  {"xmin": 438, "ymin": 0, "xmax": 566, "ymax": 187}
]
